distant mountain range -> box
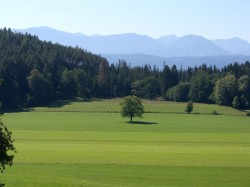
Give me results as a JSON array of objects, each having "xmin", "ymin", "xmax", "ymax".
[
  {"xmin": 13, "ymin": 26, "xmax": 250, "ymax": 68},
  {"xmin": 104, "ymin": 54, "xmax": 250, "ymax": 69}
]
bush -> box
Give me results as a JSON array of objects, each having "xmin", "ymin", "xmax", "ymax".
[
  {"xmin": 211, "ymin": 110, "xmax": 219, "ymax": 115},
  {"xmin": 232, "ymin": 96, "xmax": 240, "ymax": 109},
  {"xmin": 246, "ymin": 112, "xmax": 250, "ymax": 116},
  {"xmin": 166, "ymin": 82, "xmax": 190, "ymax": 102},
  {"xmin": 185, "ymin": 101, "xmax": 193, "ymax": 114}
]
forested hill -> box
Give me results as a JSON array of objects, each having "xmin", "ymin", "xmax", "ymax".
[
  {"xmin": 0, "ymin": 28, "xmax": 250, "ymax": 110},
  {"xmin": 0, "ymin": 28, "xmax": 106, "ymax": 108}
]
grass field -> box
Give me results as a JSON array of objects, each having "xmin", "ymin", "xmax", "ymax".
[
  {"xmin": 32, "ymin": 98, "xmax": 245, "ymax": 115},
  {"xmin": 1, "ymin": 99, "xmax": 250, "ymax": 186}
]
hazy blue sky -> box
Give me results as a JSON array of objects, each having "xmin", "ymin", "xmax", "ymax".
[{"xmin": 1, "ymin": 0, "xmax": 250, "ymax": 41}]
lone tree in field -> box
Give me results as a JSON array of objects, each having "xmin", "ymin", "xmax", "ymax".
[
  {"xmin": 120, "ymin": 95, "xmax": 144, "ymax": 123},
  {"xmin": 0, "ymin": 104, "xmax": 16, "ymax": 186},
  {"xmin": 185, "ymin": 101, "xmax": 194, "ymax": 114}
]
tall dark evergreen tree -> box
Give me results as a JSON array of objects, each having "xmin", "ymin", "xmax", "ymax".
[{"xmin": 161, "ymin": 64, "xmax": 171, "ymax": 97}]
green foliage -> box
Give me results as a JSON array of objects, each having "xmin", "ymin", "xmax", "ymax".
[
  {"xmin": 161, "ymin": 65, "xmax": 171, "ymax": 96},
  {"xmin": 0, "ymin": 115, "xmax": 15, "ymax": 173},
  {"xmin": 185, "ymin": 101, "xmax": 194, "ymax": 114},
  {"xmin": 211, "ymin": 110, "xmax": 219, "ymax": 115},
  {"xmin": 188, "ymin": 71, "xmax": 213, "ymax": 103},
  {"xmin": 238, "ymin": 75, "xmax": 250, "ymax": 108},
  {"xmin": 246, "ymin": 112, "xmax": 250, "ymax": 116},
  {"xmin": 166, "ymin": 82, "xmax": 190, "ymax": 102},
  {"xmin": 232, "ymin": 96, "xmax": 240, "ymax": 109},
  {"xmin": 0, "ymin": 28, "xmax": 104, "ymax": 108},
  {"xmin": 214, "ymin": 74, "xmax": 238, "ymax": 106},
  {"xmin": 27, "ymin": 69, "xmax": 53, "ymax": 106},
  {"xmin": 59, "ymin": 69, "xmax": 91, "ymax": 99},
  {"xmin": 120, "ymin": 95, "xmax": 144, "ymax": 122},
  {"xmin": 0, "ymin": 101, "xmax": 15, "ymax": 186},
  {"xmin": 97, "ymin": 60, "xmax": 111, "ymax": 97},
  {"xmin": 131, "ymin": 76, "xmax": 160, "ymax": 99},
  {"xmin": 170, "ymin": 65, "xmax": 179, "ymax": 87}
]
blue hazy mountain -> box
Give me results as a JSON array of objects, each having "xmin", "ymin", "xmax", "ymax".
[
  {"xmin": 164, "ymin": 35, "xmax": 230, "ymax": 56},
  {"xmin": 81, "ymin": 33, "xmax": 167, "ymax": 56},
  {"xmin": 15, "ymin": 27, "xmax": 233, "ymax": 57},
  {"xmin": 103, "ymin": 54, "xmax": 250, "ymax": 69},
  {"xmin": 157, "ymin": 35, "xmax": 178, "ymax": 45},
  {"xmin": 14, "ymin": 27, "xmax": 166, "ymax": 56},
  {"xmin": 13, "ymin": 27, "xmax": 250, "ymax": 68},
  {"xmin": 213, "ymin": 37, "xmax": 250, "ymax": 55},
  {"xmin": 13, "ymin": 26, "xmax": 88, "ymax": 47}
]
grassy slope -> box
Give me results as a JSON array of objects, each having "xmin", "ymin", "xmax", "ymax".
[
  {"xmin": 1, "ymin": 100, "xmax": 250, "ymax": 186},
  {"xmin": 32, "ymin": 98, "xmax": 245, "ymax": 115}
]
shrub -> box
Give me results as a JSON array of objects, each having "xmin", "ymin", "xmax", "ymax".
[
  {"xmin": 185, "ymin": 101, "xmax": 193, "ymax": 114},
  {"xmin": 232, "ymin": 96, "xmax": 240, "ymax": 109},
  {"xmin": 211, "ymin": 110, "xmax": 219, "ymax": 115}
]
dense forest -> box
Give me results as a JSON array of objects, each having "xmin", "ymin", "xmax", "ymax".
[{"xmin": 0, "ymin": 28, "xmax": 250, "ymax": 109}]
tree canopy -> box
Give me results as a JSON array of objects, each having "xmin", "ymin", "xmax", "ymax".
[
  {"xmin": 120, "ymin": 95, "xmax": 144, "ymax": 123},
  {"xmin": 214, "ymin": 74, "xmax": 238, "ymax": 106},
  {"xmin": 0, "ymin": 114, "xmax": 15, "ymax": 173}
]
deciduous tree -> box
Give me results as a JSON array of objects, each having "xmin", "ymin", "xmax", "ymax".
[
  {"xmin": 0, "ymin": 106, "xmax": 16, "ymax": 186},
  {"xmin": 214, "ymin": 74, "xmax": 238, "ymax": 106},
  {"xmin": 120, "ymin": 95, "xmax": 144, "ymax": 123}
]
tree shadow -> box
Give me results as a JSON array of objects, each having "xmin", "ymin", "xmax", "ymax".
[
  {"xmin": 127, "ymin": 121, "xmax": 158, "ymax": 125},
  {"xmin": 47, "ymin": 100, "xmax": 72, "ymax": 108},
  {"xmin": 2, "ymin": 107, "xmax": 34, "ymax": 113}
]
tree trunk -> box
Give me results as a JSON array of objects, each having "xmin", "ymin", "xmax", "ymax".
[{"xmin": 130, "ymin": 116, "xmax": 133, "ymax": 123}]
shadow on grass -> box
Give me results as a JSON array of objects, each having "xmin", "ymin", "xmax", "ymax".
[
  {"xmin": 127, "ymin": 121, "xmax": 158, "ymax": 125},
  {"xmin": 47, "ymin": 98, "xmax": 94, "ymax": 108},
  {"xmin": 47, "ymin": 100, "xmax": 72, "ymax": 108},
  {"xmin": 2, "ymin": 107, "xmax": 34, "ymax": 113}
]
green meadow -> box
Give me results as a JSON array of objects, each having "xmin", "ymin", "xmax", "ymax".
[{"xmin": 1, "ymin": 99, "xmax": 250, "ymax": 186}]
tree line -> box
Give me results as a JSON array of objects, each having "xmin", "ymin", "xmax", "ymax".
[{"xmin": 0, "ymin": 28, "xmax": 250, "ymax": 109}]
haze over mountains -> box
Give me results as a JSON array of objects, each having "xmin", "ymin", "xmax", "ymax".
[{"xmin": 14, "ymin": 26, "xmax": 250, "ymax": 68}]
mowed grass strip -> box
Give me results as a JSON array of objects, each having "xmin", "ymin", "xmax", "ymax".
[
  {"xmin": 4, "ymin": 112, "xmax": 250, "ymax": 133},
  {"xmin": 12, "ymin": 138, "xmax": 250, "ymax": 167},
  {"xmin": 12, "ymin": 130, "xmax": 250, "ymax": 144},
  {"xmin": 2, "ymin": 164, "xmax": 250, "ymax": 187}
]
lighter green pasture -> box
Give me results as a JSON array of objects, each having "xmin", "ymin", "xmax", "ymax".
[
  {"xmin": 32, "ymin": 98, "xmax": 246, "ymax": 115},
  {"xmin": 1, "ymin": 100, "xmax": 250, "ymax": 186},
  {"xmin": 3, "ymin": 112, "xmax": 250, "ymax": 133}
]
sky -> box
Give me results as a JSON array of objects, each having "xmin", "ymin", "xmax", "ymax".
[{"xmin": 1, "ymin": 0, "xmax": 250, "ymax": 41}]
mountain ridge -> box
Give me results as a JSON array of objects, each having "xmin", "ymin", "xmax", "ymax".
[
  {"xmin": 103, "ymin": 53, "xmax": 250, "ymax": 69},
  {"xmin": 12, "ymin": 26, "xmax": 250, "ymax": 67},
  {"xmin": 13, "ymin": 26, "xmax": 250, "ymax": 57}
]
